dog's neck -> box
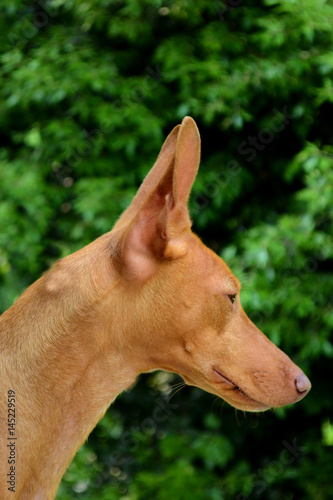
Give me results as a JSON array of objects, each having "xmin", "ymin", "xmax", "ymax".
[
  {"xmin": 12, "ymin": 348, "xmax": 134, "ymax": 499},
  {"xmin": 0, "ymin": 235, "xmax": 140, "ymax": 499}
]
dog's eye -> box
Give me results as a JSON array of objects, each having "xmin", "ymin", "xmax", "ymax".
[{"xmin": 228, "ymin": 294, "xmax": 236, "ymax": 304}]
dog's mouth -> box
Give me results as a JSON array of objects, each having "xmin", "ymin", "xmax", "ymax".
[
  {"xmin": 212, "ymin": 368, "xmax": 270, "ymax": 411},
  {"xmin": 175, "ymin": 366, "xmax": 271, "ymax": 411}
]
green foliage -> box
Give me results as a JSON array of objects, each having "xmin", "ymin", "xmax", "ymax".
[{"xmin": 0, "ymin": 0, "xmax": 332, "ymax": 499}]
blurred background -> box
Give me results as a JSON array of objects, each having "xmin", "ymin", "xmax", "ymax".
[{"xmin": 1, "ymin": 0, "xmax": 333, "ymax": 499}]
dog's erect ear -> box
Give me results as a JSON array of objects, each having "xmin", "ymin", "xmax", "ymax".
[
  {"xmin": 112, "ymin": 116, "xmax": 201, "ymax": 282},
  {"xmin": 172, "ymin": 116, "xmax": 201, "ymax": 209}
]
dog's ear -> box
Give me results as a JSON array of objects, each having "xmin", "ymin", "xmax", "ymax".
[{"xmin": 111, "ymin": 117, "xmax": 201, "ymax": 282}]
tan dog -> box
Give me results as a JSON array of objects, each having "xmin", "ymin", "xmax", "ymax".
[{"xmin": 0, "ymin": 117, "xmax": 311, "ymax": 499}]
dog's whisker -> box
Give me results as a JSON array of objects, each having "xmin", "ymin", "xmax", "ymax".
[{"xmin": 166, "ymin": 384, "xmax": 187, "ymax": 404}]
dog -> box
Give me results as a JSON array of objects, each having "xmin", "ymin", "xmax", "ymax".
[{"xmin": 0, "ymin": 116, "xmax": 311, "ymax": 499}]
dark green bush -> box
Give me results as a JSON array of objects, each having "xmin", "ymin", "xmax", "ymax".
[{"xmin": 0, "ymin": 1, "xmax": 332, "ymax": 498}]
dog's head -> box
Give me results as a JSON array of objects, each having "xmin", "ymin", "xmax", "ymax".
[{"xmin": 110, "ymin": 117, "xmax": 311, "ymax": 411}]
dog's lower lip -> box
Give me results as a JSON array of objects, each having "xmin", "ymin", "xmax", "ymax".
[{"xmin": 212, "ymin": 368, "xmax": 267, "ymax": 407}]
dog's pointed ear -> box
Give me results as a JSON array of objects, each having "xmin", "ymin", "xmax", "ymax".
[
  {"xmin": 112, "ymin": 116, "xmax": 201, "ymax": 282},
  {"xmin": 173, "ymin": 116, "xmax": 201, "ymax": 208}
]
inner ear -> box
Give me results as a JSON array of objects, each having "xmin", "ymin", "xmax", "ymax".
[
  {"xmin": 148, "ymin": 166, "xmax": 174, "ymax": 217},
  {"xmin": 118, "ymin": 167, "xmax": 175, "ymax": 281}
]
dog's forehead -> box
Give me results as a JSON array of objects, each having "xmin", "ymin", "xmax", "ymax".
[
  {"xmin": 194, "ymin": 243, "xmax": 240, "ymax": 293},
  {"xmin": 209, "ymin": 262, "xmax": 240, "ymax": 294}
]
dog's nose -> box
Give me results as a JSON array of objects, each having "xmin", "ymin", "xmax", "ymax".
[{"xmin": 295, "ymin": 373, "xmax": 311, "ymax": 394}]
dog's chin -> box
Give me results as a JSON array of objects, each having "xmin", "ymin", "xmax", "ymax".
[
  {"xmin": 181, "ymin": 371, "xmax": 271, "ymax": 413},
  {"xmin": 219, "ymin": 391, "xmax": 271, "ymax": 412}
]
